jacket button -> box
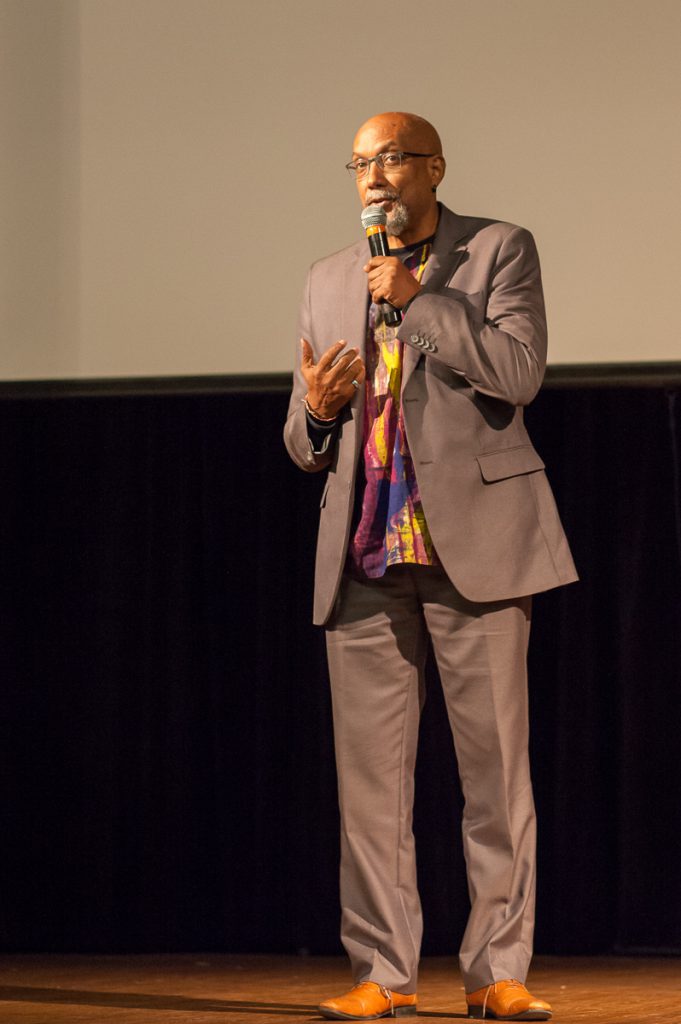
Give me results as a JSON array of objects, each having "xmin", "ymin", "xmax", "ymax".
[{"xmin": 410, "ymin": 334, "xmax": 419, "ymax": 344}]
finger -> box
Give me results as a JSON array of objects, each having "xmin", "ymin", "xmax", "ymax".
[
  {"xmin": 365, "ymin": 272, "xmax": 388, "ymax": 301},
  {"xmin": 344, "ymin": 360, "xmax": 366, "ymax": 395},
  {"xmin": 363, "ymin": 256, "xmax": 389, "ymax": 272},
  {"xmin": 324, "ymin": 346, "xmax": 359, "ymax": 372},
  {"xmin": 316, "ymin": 340, "xmax": 348, "ymax": 372},
  {"xmin": 341, "ymin": 353, "xmax": 365, "ymax": 377},
  {"xmin": 350, "ymin": 365, "xmax": 366, "ymax": 389},
  {"xmin": 336, "ymin": 358, "xmax": 365, "ymax": 391},
  {"xmin": 325, "ymin": 349, "xmax": 361, "ymax": 382},
  {"xmin": 300, "ymin": 338, "xmax": 315, "ymax": 367},
  {"xmin": 334, "ymin": 349, "xmax": 363, "ymax": 371}
]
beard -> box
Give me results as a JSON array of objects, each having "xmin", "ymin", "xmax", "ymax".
[
  {"xmin": 386, "ymin": 201, "xmax": 409, "ymax": 237},
  {"xmin": 365, "ymin": 189, "xmax": 410, "ymax": 237}
]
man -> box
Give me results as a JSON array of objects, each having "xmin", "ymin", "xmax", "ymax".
[{"xmin": 284, "ymin": 112, "xmax": 577, "ymax": 1021}]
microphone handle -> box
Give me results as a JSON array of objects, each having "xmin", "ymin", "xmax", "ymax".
[{"xmin": 367, "ymin": 230, "xmax": 402, "ymax": 327}]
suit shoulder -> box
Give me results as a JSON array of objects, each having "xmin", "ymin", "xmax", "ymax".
[
  {"xmin": 436, "ymin": 205, "xmax": 539, "ymax": 257},
  {"xmin": 309, "ymin": 239, "xmax": 365, "ymax": 276},
  {"xmin": 455, "ymin": 214, "xmax": 537, "ymax": 247}
]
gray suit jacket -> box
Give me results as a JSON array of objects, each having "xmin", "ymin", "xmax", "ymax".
[{"xmin": 284, "ymin": 204, "xmax": 578, "ymax": 625}]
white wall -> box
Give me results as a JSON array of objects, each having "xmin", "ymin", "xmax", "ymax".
[{"xmin": 2, "ymin": 0, "xmax": 680, "ymax": 379}]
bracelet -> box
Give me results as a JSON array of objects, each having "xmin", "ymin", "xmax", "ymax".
[{"xmin": 303, "ymin": 396, "xmax": 337, "ymax": 423}]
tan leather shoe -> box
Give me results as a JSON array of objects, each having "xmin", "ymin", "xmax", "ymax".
[
  {"xmin": 466, "ymin": 979, "xmax": 552, "ymax": 1020},
  {"xmin": 319, "ymin": 981, "xmax": 417, "ymax": 1020}
]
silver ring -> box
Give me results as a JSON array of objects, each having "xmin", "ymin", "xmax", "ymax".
[{"xmin": 351, "ymin": 379, "xmax": 360, "ymax": 390}]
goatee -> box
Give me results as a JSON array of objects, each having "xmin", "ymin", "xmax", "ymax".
[
  {"xmin": 366, "ymin": 190, "xmax": 410, "ymax": 238},
  {"xmin": 386, "ymin": 201, "xmax": 409, "ymax": 238}
]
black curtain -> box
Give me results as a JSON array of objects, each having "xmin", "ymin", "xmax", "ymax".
[{"xmin": 1, "ymin": 386, "xmax": 679, "ymax": 955}]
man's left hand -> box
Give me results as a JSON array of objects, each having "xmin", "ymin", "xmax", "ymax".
[{"xmin": 363, "ymin": 256, "xmax": 422, "ymax": 309}]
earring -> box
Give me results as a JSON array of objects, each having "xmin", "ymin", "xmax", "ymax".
[{"xmin": 431, "ymin": 185, "xmax": 437, "ymax": 193}]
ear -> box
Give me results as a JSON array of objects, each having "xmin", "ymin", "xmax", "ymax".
[{"xmin": 429, "ymin": 155, "xmax": 446, "ymax": 190}]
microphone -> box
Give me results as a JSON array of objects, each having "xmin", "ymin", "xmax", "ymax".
[{"xmin": 361, "ymin": 205, "xmax": 402, "ymax": 327}]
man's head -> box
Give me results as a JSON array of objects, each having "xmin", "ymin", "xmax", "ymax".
[{"xmin": 350, "ymin": 112, "xmax": 446, "ymax": 244}]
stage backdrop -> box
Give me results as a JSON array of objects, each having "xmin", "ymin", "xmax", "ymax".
[
  {"xmin": 1, "ymin": 0, "xmax": 680, "ymax": 380},
  {"xmin": 1, "ymin": 382, "xmax": 680, "ymax": 956}
]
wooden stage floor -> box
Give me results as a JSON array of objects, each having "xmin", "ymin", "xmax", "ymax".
[{"xmin": 0, "ymin": 954, "xmax": 678, "ymax": 1024}]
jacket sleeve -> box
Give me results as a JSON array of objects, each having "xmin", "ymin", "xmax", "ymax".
[
  {"xmin": 283, "ymin": 266, "xmax": 338, "ymax": 473},
  {"xmin": 398, "ymin": 226, "xmax": 547, "ymax": 406}
]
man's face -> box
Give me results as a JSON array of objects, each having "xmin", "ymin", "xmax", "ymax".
[{"xmin": 351, "ymin": 116, "xmax": 443, "ymax": 239}]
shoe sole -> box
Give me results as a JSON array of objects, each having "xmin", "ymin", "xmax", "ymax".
[
  {"xmin": 467, "ymin": 1010, "xmax": 551, "ymax": 1021},
  {"xmin": 319, "ymin": 1007, "xmax": 417, "ymax": 1020}
]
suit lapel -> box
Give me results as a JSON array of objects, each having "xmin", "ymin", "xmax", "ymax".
[
  {"xmin": 342, "ymin": 242, "xmax": 370, "ymax": 353},
  {"xmin": 342, "ymin": 242, "xmax": 370, "ymax": 461},
  {"xmin": 402, "ymin": 206, "xmax": 470, "ymax": 386}
]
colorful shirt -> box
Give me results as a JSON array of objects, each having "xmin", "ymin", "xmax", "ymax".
[{"xmin": 347, "ymin": 240, "xmax": 439, "ymax": 578}]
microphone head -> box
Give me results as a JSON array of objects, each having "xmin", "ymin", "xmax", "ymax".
[{"xmin": 361, "ymin": 204, "xmax": 388, "ymax": 230}]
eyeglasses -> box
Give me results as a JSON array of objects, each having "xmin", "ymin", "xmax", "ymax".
[{"xmin": 345, "ymin": 151, "xmax": 437, "ymax": 179}]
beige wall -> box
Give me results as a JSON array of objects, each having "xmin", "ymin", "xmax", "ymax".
[
  {"xmin": 1, "ymin": 0, "xmax": 680, "ymax": 379},
  {"xmin": 0, "ymin": 0, "xmax": 79, "ymax": 377}
]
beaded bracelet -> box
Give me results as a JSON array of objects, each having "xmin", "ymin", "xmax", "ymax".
[{"xmin": 303, "ymin": 396, "xmax": 337, "ymax": 423}]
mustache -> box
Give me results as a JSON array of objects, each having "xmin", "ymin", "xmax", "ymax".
[{"xmin": 366, "ymin": 189, "xmax": 400, "ymax": 202}]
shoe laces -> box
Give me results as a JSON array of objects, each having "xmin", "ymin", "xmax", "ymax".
[
  {"xmin": 481, "ymin": 980, "xmax": 522, "ymax": 1019},
  {"xmin": 378, "ymin": 985, "xmax": 394, "ymax": 1014}
]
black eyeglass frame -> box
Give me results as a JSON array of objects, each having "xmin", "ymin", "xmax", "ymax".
[{"xmin": 345, "ymin": 151, "xmax": 437, "ymax": 178}]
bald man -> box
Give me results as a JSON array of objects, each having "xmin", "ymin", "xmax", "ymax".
[{"xmin": 284, "ymin": 113, "xmax": 577, "ymax": 1021}]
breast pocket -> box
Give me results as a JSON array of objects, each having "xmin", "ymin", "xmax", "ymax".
[{"xmin": 475, "ymin": 445, "xmax": 545, "ymax": 483}]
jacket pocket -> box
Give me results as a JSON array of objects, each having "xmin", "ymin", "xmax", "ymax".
[{"xmin": 475, "ymin": 445, "xmax": 545, "ymax": 482}]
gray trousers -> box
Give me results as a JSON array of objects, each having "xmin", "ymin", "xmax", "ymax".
[{"xmin": 325, "ymin": 564, "xmax": 536, "ymax": 994}]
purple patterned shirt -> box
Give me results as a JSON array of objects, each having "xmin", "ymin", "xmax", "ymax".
[{"xmin": 347, "ymin": 240, "xmax": 439, "ymax": 578}]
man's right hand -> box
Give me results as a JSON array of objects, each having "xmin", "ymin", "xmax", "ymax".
[{"xmin": 301, "ymin": 339, "xmax": 366, "ymax": 420}]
